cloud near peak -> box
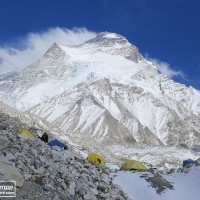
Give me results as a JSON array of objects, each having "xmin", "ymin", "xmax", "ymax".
[
  {"xmin": 149, "ymin": 58, "xmax": 185, "ymax": 79},
  {"xmin": 0, "ymin": 27, "xmax": 97, "ymax": 74}
]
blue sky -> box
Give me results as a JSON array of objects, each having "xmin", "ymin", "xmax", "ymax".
[{"xmin": 0, "ymin": 0, "xmax": 199, "ymax": 89}]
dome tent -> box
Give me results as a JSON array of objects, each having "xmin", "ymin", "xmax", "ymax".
[
  {"xmin": 196, "ymin": 158, "xmax": 200, "ymax": 164},
  {"xmin": 86, "ymin": 153, "xmax": 105, "ymax": 165},
  {"xmin": 48, "ymin": 139, "xmax": 68, "ymax": 149},
  {"xmin": 17, "ymin": 129, "xmax": 34, "ymax": 139},
  {"xmin": 183, "ymin": 159, "xmax": 199, "ymax": 167},
  {"xmin": 121, "ymin": 160, "xmax": 148, "ymax": 170}
]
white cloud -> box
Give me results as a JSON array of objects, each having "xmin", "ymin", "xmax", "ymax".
[
  {"xmin": 149, "ymin": 58, "xmax": 185, "ymax": 78},
  {"xmin": 0, "ymin": 27, "xmax": 97, "ymax": 74}
]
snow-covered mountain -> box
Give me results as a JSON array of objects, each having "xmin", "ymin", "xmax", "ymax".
[{"xmin": 0, "ymin": 32, "xmax": 200, "ymax": 153}]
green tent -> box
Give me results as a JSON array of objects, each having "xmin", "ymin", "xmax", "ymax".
[{"xmin": 121, "ymin": 160, "xmax": 148, "ymax": 170}]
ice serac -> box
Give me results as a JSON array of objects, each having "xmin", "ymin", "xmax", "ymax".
[{"xmin": 0, "ymin": 31, "xmax": 200, "ymax": 150}]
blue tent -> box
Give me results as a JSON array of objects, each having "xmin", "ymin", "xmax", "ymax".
[
  {"xmin": 183, "ymin": 159, "xmax": 198, "ymax": 167},
  {"xmin": 48, "ymin": 139, "xmax": 67, "ymax": 149}
]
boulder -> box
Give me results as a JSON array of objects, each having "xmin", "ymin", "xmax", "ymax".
[
  {"xmin": 0, "ymin": 163, "xmax": 24, "ymax": 187},
  {"xmin": 0, "ymin": 136, "xmax": 10, "ymax": 149}
]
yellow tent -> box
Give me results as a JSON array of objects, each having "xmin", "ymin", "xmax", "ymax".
[
  {"xmin": 121, "ymin": 160, "xmax": 148, "ymax": 170},
  {"xmin": 86, "ymin": 153, "xmax": 105, "ymax": 165},
  {"xmin": 17, "ymin": 129, "xmax": 34, "ymax": 139},
  {"xmin": 196, "ymin": 157, "xmax": 200, "ymax": 164}
]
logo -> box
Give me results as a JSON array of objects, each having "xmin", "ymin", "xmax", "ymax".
[{"xmin": 0, "ymin": 181, "xmax": 16, "ymax": 197}]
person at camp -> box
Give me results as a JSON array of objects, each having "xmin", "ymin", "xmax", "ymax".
[
  {"xmin": 39, "ymin": 132, "xmax": 49, "ymax": 143},
  {"xmin": 64, "ymin": 145, "xmax": 68, "ymax": 150}
]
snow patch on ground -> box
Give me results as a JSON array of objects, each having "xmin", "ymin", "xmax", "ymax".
[{"xmin": 113, "ymin": 166, "xmax": 200, "ymax": 200}]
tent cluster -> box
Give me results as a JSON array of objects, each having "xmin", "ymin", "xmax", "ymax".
[
  {"xmin": 17, "ymin": 129, "xmax": 200, "ymax": 170},
  {"xmin": 86, "ymin": 154, "xmax": 148, "ymax": 171},
  {"xmin": 16, "ymin": 130, "xmax": 148, "ymax": 169},
  {"xmin": 17, "ymin": 129, "xmax": 68, "ymax": 149},
  {"xmin": 86, "ymin": 155, "xmax": 200, "ymax": 170}
]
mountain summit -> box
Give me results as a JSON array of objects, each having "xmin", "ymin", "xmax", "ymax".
[
  {"xmin": 0, "ymin": 32, "xmax": 200, "ymax": 159},
  {"xmin": 84, "ymin": 32, "xmax": 143, "ymax": 62}
]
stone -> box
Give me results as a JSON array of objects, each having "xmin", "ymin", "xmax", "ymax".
[
  {"xmin": 30, "ymin": 148, "xmax": 38, "ymax": 157},
  {"xmin": 44, "ymin": 183, "xmax": 54, "ymax": 190},
  {"xmin": 68, "ymin": 182, "xmax": 76, "ymax": 196},
  {"xmin": 79, "ymin": 174, "xmax": 89, "ymax": 183},
  {"xmin": 52, "ymin": 192, "xmax": 59, "ymax": 200},
  {"xmin": 39, "ymin": 155, "xmax": 46, "ymax": 163},
  {"xmin": 101, "ymin": 173, "xmax": 110, "ymax": 183},
  {"xmin": 84, "ymin": 191, "xmax": 97, "ymax": 200},
  {"xmin": 34, "ymin": 167, "xmax": 45, "ymax": 174},
  {"xmin": 57, "ymin": 190, "xmax": 68, "ymax": 200},
  {"xmin": 33, "ymin": 160, "xmax": 42, "ymax": 169},
  {"xmin": 59, "ymin": 164, "xmax": 69, "ymax": 174},
  {"xmin": 64, "ymin": 174, "xmax": 75, "ymax": 183},
  {"xmin": 60, "ymin": 182, "xmax": 67, "ymax": 190},
  {"xmin": 21, "ymin": 164, "xmax": 30, "ymax": 174},
  {"xmin": 98, "ymin": 182, "xmax": 107, "ymax": 192},
  {"xmin": 0, "ymin": 163, "xmax": 24, "ymax": 187},
  {"xmin": 79, "ymin": 187, "xmax": 87, "ymax": 196},
  {"xmin": 63, "ymin": 151, "xmax": 75, "ymax": 160},
  {"xmin": 24, "ymin": 174, "xmax": 32, "ymax": 180},
  {"xmin": 0, "ymin": 136, "xmax": 10, "ymax": 149},
  {"xmin": 24, "ymin": 143, "xmax": 29, "ymax": 150},
  {"xmin": 57, "ymin": 178, "xmax": 64, "ymax": 183},
  {"xmin": 48, "ymin": 163, "xmax": 59, "ymax": 174},
  {"xmin": 60, "ymin": 170, "xmax": 69, "ymax": 179},
  {"xmin": 98, "ymin": 192, "xmax": 110, "ymax": 198},
  {"xmin": 110, "ymin": 194, "xmax": 124, "ymax": 200},
  {"xmin": 90, "ymin": 188, "xmax": 98, "ymax": 195}
]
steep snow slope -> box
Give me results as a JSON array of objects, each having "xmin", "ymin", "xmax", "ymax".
[{"xmin": 29, "ymin": 78, "xmax": 200, "ymax": 147}]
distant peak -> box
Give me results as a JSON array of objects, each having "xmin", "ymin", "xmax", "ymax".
[
  {"xmin": 49, "ymin": 42, "xmax": 60, "ymax": 49},
  {"xmin": 44, "ymin": 42, "xmax": 65, "ymax": 58}
]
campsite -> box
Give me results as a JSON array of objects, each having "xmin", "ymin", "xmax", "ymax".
[{"xmin": 1, "ymin": 1, "xmax": 200, "ymax": 199}]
